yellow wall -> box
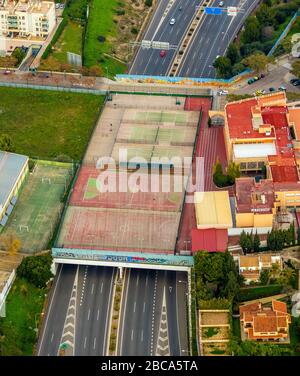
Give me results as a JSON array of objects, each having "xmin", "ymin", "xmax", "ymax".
[
  {"xmin": 253, "ymin": 213, "xmax": 273, "ymax": 227},
  {"xmin": 236, "ymin": 212, "xmax": 254, "ymax": 227},
  {"xmin": 275, "ymin": 190, "xmax": 300, "ymax": 208},
  {"xmin": 236, "ymin": 212, "xmax": 274, "ymax": 228}
]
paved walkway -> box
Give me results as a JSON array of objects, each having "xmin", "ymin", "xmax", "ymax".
[{"xmin": 240, "ymin": 293, "xmax": 289, "ymax": 306}]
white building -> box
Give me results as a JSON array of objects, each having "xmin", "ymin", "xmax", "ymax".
[
  {"xmin": 237, "ymin": 254, "xmax": 282, "ymax": 284},
  {"xmin": 0, "ymin": 0, "xmax": 55, "ymax": 53}
]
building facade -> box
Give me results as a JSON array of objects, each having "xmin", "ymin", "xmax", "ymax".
[{"xmin": 0, "ymin": 0, "xmax": 55, "ymax": 53}]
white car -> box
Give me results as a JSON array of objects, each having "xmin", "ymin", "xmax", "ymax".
[
  {"xmin": 218, "ymin": 89, "xmax": 228, "ymax": 96},
  {"xmin": 219, "ymin": 1, "xmax": 224, "ymax": 6},
  {"xmin": 170, "ymin": 18, "xmax": 176, "ymax": 25},
  {"xmin": 55, "ymin": 3, "xmax": 60, "ymax": 8}
]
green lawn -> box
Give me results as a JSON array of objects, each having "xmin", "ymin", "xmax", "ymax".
[
  {"xmin": 40, "ymin": 21, "xmax": 83, "ymax": 71},
  {"xmin": 232, "ymin": 317, "xmax": 241, "ymax": 340},
  {"xmin": 0, "ymin": 87, "xmax": 104, "ymax": 160},
  {"xmin": 239, "ymin": 284, "xmax": 283, "ymax": 302},
  {"xmin": 51, "ymin": 21, "xmax": 83, "ymax": 63},
  {"xmin": 0, "ymin": 278, "xmax": 45, "ymax": 355},
  {"xmin": 83, "ymin": 0, "xmax": 126, "ymax": 76}
]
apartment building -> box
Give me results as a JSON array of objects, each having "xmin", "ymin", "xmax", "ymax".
[{"xmin": 0, "ymin": 0, "xmax": 55, "ymax": 52}]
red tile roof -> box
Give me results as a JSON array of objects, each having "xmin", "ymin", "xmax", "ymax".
[
  {"xmin": 272, "ymin": 300, "xmax": 287, "ymax": 314},
  {"xmin": 269, "ymin": 155, "xmax": 299, "ymax": 183},
  {"xmin": 191, "ymin": 228, "xmax": 228, "ymax": 252}
]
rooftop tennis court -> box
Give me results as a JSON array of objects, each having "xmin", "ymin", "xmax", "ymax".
[
  {"xmin": 0, "ymin": 162, "xmax": 73, "ymax": 253},
  {"xmin": 57, "ymin": 206, "xmax": 180, "ymax": 253},
  {"xmin": 69, "ymin": 166, "xmax": 184, "ymax": 212}
]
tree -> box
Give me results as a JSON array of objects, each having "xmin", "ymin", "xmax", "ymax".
[
  {"xmin": 292, "ymin": 60, "xmax": 300, "ymax": 80},
  {"xmin": 239, "ymin": 231, "xmax": 253, "ymax": 254},
  {"xmin": 242, "ymin": 16, "xmax": 261, "ymax": 44},
  {"xmin": 242, "ymin": 52, "xmax": 271, "ymax": 74},
  {"xmin": 17, "ymin": 253, "xmax": 53, "ymax": 288},
  {"xmin": 222, "ymin": 271, "xmax": 240, "ymax": 300},
  {"xmin": 89, "ymin": 65, "xmax": 103, "ymax": 77},
  {"xmin": 213, "ymin": 56, "xmax": 232, "ymax": 78},
  {"xmin": 259, "ymin": 269, "xmax": 269, "ymax": 285},
  {"xmin": 213, "ymin": 159, "xmax": 223, "ymax": 175},
  {"xmin": 253, "ymin": 231, "xmax": 260, "ymax": 252},
  {"xmin": 227, "ymin": 161, "xmax": 240, "ymax": 185},
  {"xmin": 0, "ymin": 134, "xmax": 15, "ymax": 152},
  {"xmin": 4, "ymin": 234, "xmax": 20, "ymax": 256},
  {"xmin": 297, "ymin": 227, "xmax": 300, "ymax": 245},
  {"xmin": 226, "ymin": 43, "xmax": 240, "ymax": 65},
  {"xmin": 256, "ymin": 3, "xmax": 275, "ymax": 27}
]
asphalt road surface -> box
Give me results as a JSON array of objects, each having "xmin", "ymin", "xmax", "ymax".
[
  {"xmin": 130, "ymin": 0, "xmax": 260, "ymax": 78},
  {"xmin": 178, "ymin": 0, "xmax": 260, "ymax": 78},
  {"xmin": 117, "ymin": 269, "xmax": 188, "ymax": 356},
  {"xmin": 37, "ymin": 264, "xmax": 115, "ymax": 356},
  {"xmin": 130, "ymin": 0, "xmax": 201, "ymax": 76}
]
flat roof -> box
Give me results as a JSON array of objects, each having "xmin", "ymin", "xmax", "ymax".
[
  {"xmin": 0, "ymin": 151, "xmax": 28, "ymax": 210},
  {"xmin": 194, "ymin": 191, "xmax": 233, "ymax": 229},
  {"xmin": 235, "ymin": 178, "xmax": 275, "ymax": 214},
  {"xmin": 233, "ymin": 142, "xmax": 276, "ymax": 159},
  {"xmin": 269, "ymin": 155, "xmax": 299, "ymax": 183}
]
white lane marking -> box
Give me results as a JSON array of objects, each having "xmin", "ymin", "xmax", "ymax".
[
  {"xmin": 143, "ymin": 302, "xmax": 146, "ymax": 313},
  {"xmin": 91, "ymin": 283, "xmax": 94, "ymax": 295},
  {"xmin": 145, "ymin": 273, "xmax": 148, "ymax": 287},
  {"xmin": 50, "ymin": 333, "xmax": 54, "ymax": 343},
  {"xmin": 136, "ymin": 274, "xmax": 139, "ymax": 287},
  {"xmin": 141, "ymin": 330, "xmax": 144, "ymax": 342},
  {"xmin": 84, "ymin": 337, "xmax": 87, "ymax": 349},
  {"xmin": 133, "ymin": 301, "xmax": 136, "ymax": 313},
  {"xmin": 88, "ymin": 308, "xmax": 91, "ymax": 321},
  {"xmin": 97, "ymin": 309, "xmax": 100, "ymax": 321},
  {"xmin": 93, "ymin": 337, "xmax": 96, "ymax": 350},
  {"xmin": 100, "ymin": 282, "xmax": 103, "ymax": 294},
  {"xmin": 37, "ymin": 264, "xmax": 63, "ymax": 355},
  {"xmin": 131, "ymin": 329, "xmax": 134, "ymax": 341}
]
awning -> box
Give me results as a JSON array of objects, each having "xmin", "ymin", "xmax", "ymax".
[
  {"xmin": 11, "ymin": 196, "xmax": 17, "ymax": 205},
  {"xmin": 6, "ymin": 204, "xmax": 13, "ymax": 216},
  {"xmin": 0, "ymin": 214, "xmax": 8, "ymax": 226}
]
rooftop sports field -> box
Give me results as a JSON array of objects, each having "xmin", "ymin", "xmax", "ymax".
[
  {"xmin": 57, "ymin": 94, "xmax": 201, "ymax": 254},
  {"xmin": 57, "ymin": 206, "xmax": 180, "ymax": 253},
  {"xmin": 69, "ymin": 166, "xmax": 184, "ymax": 212},
  {"xmin": 0, "ymin": 161, "xmax": 73, "ymax": 253},
  {"xmin": 0, "ymin": 87, "xmax": 104, "ymax": 160}
]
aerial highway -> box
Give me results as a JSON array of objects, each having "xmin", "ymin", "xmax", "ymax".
[
  {"xmin": 177, "ymin": 0, "xmax": 260, "ymax": 78},
  {"xmin": 117, "ymin": 269, "xmax": 188, "ymax": 356},
  {"xmin": 130, "ymin": 0, "xmax": 201, "ymax": 76},
  {"xmin": 130, "ymin": 0, "xmax": 260, "ymax": 78},
  {"xmin": 37, "ymin": 264, "xmax": 115, "ymax": 356}
]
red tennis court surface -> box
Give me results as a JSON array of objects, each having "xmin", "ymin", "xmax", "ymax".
[
  {"xmin": 57, "ymin": 206, "xmax": 180, "ymax": 253},
  {"xmin": 69, "ymin": 167, "xmax": 185, "ymax": 212}
]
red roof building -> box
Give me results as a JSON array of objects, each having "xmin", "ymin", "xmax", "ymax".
[{"xmin": 191, "ymin": 228, "xmax": 228, "ymax": 253}]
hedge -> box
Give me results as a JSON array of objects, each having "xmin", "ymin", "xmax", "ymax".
[
  {"xmin": 42, "ymin": 18, "xmax": 68, "ymax": 60},
  {"xmin": 239, "ymin": 284, "xmax": 283, "ymax": 302},
  {"xmin": 199, "ymin": 298, "xmax": 231, "ymax": 310}
]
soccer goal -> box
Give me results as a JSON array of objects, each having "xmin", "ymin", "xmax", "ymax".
[
  {"xmin": 41, "ymin": 177, "xmax": 51, "ymax": 184},
  {"xmin": 19, "ymin": 225, "xmax": 29, "ymax": 232}
]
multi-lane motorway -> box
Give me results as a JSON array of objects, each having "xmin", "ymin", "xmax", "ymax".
[
  {"xmin": 37, "ymin": 264, "xmax": 115, "ymax": 356},
  {"xmin": 130, "ymin": 0, "xmax": 260, "ymax": 78},
  {"xmin": 117, "ymin": 269, "xmax": 188, "ymax": 356}
]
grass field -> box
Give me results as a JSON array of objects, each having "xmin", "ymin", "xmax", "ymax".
[
  {"xmin": 0, "ymin": 87, "xmax": 104, "ymax": 160},
  {"xmin": 239, "ymin": 284, "xmax": 283, "ymax": 302},
  {"xmin": 0, "ymin": 277, "xmax": 45, "ymax": 355},
  {"xmin": 40, "ymin": 21, "xmax": 83, "ymax": 71},
  {"xmin": 83, "ymin": 0, "xmax": 126, "ymax": 76},
  {"xmin": 0, "ymin": 162, "xmax": 73, "ymax": 253}
]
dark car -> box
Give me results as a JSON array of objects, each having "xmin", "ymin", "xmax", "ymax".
[
  {"xmin": 290, "ymin": 78, "xmax": 298, "ymax": 84},
  {"xmin": 292, "ymin": 79, "xmax": 300, "ymax": 86},
  {"xmin": 269, "ymin": 87, "xmax": 275, "ymax": 92}
]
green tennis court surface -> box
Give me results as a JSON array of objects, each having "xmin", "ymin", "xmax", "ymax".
[
  {"xmin": 84, "ymin": 178, "xmax": 98, "ymax": 200},
  {"xmin": 135, "ymin": 111, "xmax": 186, "ymax": 123},
  {"xmin": 0, "ymin": 161, "xmax": 73, "ymax": 253}
]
